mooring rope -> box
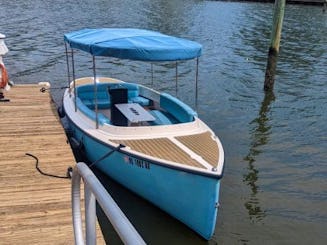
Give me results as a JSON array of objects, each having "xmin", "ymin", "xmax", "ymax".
[
  {"xmin": 25, "ymin": 153, "xmax": 72, "ymax": 179},
  {"xmin": 88, "ymin": 144, "xmax": 125, "ymax": 168},
  {"xmin": 26, "ymin": 143, "xmax": 126, "ymax": 179},
  {"xmin": 40, "ymin": 86, "xmax": 69, "ymax": 93}
]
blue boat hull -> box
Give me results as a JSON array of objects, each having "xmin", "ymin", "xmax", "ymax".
[{"xmin": 69, "ymin": 121, "xmax": 221, "ymax": 239}]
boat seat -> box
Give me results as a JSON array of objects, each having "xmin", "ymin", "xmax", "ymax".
[
  {"xmin": 75, "ymin": 97, "xmax": 111, "ymax": 125},
  {"xmin": 149, "ymin": 110, "xmax": 173, "ymax": 125},
  {"xmin": 77, "ymin": 84, "xmax": 111, "ymax": 109},
  {"xmin": 129, "ymin": 96, "xmax": 150, "ymax": 106},
  {"xmin": 81, "ymin": 99, "xmax": 110, "ymax": 109},
  {"xmin": 77, "ymin": 82, "xmax": 150, "ymax": 108},
  {"xmin": 160, "ymin": 93, "xmax": 197, "ymax": 123},
  {"xmin": 121, "ymin": 82, "xmax": 151, "ymax": 106}
]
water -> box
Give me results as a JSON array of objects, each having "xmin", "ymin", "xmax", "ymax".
[{"xmin": 1, "ymin": 1, "xmax": 326, "ymax": 244}]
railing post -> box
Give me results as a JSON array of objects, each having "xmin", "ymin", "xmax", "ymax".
[
  {"xmin": 71, "ymin": 167, "xmax": 84, "ymax": 245},
  {"xmin": 71, "ymin": 162, "xmax": 146, "ymax": 245},
  {"xmin": 85, "ymin": 183, "xmax": 97, "ymax": 245}
]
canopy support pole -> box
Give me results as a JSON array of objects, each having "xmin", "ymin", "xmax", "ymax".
[
  {"xmin": 65, "ymin": 42, "xmax": 71, "ymax": 93},
  {"xmin": 151, "ymin": 63, "xmax": 154, "ymax": 85},
  {"xmin": 71, "ymin": 48, "xmax": 77, "ymax": 112},
  {"xmin": 175, "ymin": 62, "xmax": 178, "ymax": 96},
  {"xmin": 195, "ymin": 58, "xmax": 199, "ymax": 107},
  {"xmin": 92, "ymin": 56, "xmax": 99, "ymax": 129}
]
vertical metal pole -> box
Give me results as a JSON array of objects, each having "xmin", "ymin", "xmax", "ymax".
[
  {"xmin": 93, "ymin": 56, "xmax": 99, "ymax": 129},
  {"xmin": 85, "ymin": 183, "xmax": 97, "ymax": 245},
  {"xmin": 71, "ymin": 168, "xmax": 84, "ymax": 245},
  {"xmin": 175, "ymin": 61, "xmax": 178, "ymax": 96},
  {"xmin": 151, "ymin": 63, "xmax": 154, "ymax": 85},
  {"xmin": 64, "ymin": 42, "xmax": 71, "ymax": 93},
  {"xmin": 195, "ymin": 58, "xmax": 199, "ymax": 107},
  {"xmin": 75, "ymin": 162, "xmax": 146, "ymax": 244},
  {"xmin": 71, "ymin": 49, "xmax": 77, "ymax": 111}
]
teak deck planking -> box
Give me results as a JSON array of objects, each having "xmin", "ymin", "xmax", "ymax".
[{"xmin": 0, "ymin": 84, "xmax": 105, "ymax": 244}]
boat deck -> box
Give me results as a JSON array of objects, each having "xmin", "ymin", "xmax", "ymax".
[
  {"xmin": 112, "ymin": 131, "xmax": 219, "ymax": 171},
  {"xmin": 0, "ymin": 84, "xmax": 104, "ymax": 244}
]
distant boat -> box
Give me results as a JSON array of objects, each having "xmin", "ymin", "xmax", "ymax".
[{"xmin": 63, "ymin": 28, "xmax": 225, "ymax": 240}]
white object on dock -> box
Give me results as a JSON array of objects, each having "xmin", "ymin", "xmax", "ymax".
[{"xmin": 0, "ymin": 33, "xmax": 8, "ymax": 55}]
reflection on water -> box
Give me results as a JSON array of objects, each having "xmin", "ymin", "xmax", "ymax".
[{"xmin": 243, "ymin": 92, "xmax": 275, "ymax": 222}]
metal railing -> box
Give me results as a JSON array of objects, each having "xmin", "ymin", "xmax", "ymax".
[{"xmin": 71, "ymin": 162, "xmax": 146, "ymax": 245}]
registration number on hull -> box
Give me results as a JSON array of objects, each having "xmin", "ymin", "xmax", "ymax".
[{"xmin": 124, "ymin": 156, "xmax": 150, "ymax": 170}]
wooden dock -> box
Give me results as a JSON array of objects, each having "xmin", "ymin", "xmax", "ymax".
[{"xmin": 0, "ymin": 84, "xmax": 104, "ymax": 244}]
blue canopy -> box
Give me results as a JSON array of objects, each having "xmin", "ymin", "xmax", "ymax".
[{"xmin": 64, "ymin": 28, "xmax": 202, "ymax": 61}]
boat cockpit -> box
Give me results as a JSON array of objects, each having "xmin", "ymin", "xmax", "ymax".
[{"xmin": 73, "ymin": 81, "xmax": 197, "ymax": 127}]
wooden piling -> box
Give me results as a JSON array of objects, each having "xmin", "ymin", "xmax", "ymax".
[{"xmin": 264, "ymin": 0, "xmax": 286, "ymax": 91}]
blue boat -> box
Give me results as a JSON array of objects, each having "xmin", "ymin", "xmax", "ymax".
[{"xmin": 63, "ymin": 28, "xmax": 225, "ymax": 240}]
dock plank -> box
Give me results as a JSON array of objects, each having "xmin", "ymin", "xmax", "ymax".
[{"xmin": 0, "ymin": 84, "xmax": 105, "ymax": 244}]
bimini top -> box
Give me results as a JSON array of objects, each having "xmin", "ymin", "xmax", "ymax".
[{"xmin": 64, "ymin": 28, "xmax": 202, "ymax": 61}]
